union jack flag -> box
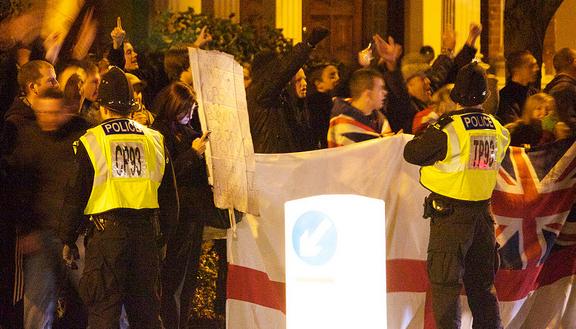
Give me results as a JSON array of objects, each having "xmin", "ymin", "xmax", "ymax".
[{"xmin": 492, "ymin": 138, "xmax": 576, "ymax": 271}]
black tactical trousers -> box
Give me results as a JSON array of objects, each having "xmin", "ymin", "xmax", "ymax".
[
  {"xmin": 79, "ymin": 219, "xmax": 162, "ymax": 329},
  {"xmin": 426, "ymin": 194, "xmax": 503, "ymax": 329}
]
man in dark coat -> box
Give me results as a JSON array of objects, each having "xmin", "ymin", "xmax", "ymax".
[
  {"xmin": 496, "ymin": 50, "xmax": 539, "ymax": 124},
  {"xmin": 544, "ymin": 47, "xmax": 576, "ymax": 135},
  {"xmin": 246, "ymin": 27, "xmax": 329, "ymax": 153},
  {"xmin": 2, "ymin": 88, "xmax": 90, "ymax": 328},
  {"xmin": 307, "ymin": 62, "xmax": 341, "ymax": 149}
]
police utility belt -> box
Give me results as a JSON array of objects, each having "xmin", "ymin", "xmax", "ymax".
[
  {"xmin": 423, "ymin": 193, "xmax": 490, "ymax": 219},
  {"xmin": 89, "ymin": 209, "xmax": 158, "ymax": 232}
]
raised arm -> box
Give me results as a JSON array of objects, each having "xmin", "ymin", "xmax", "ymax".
[
  {"xmin": 252, "ymin": 27, "xmax": 329, "ymax": 107},
  {"xmin": 372, "ymin": 34, "xmax": 414, "ymax": 132},
  {"xmin": 108, "ymin": 17, "xmax": 126, "ymax": 68}
]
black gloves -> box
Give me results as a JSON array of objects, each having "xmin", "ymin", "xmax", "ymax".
[{"xmin": 305, "ymin": 26, "xmax": 330, "ymax": 48}]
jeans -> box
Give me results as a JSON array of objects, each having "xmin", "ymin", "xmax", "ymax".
[{"xmin": 23, "ymin": 230, "xmax": 63, "ymax": 329}]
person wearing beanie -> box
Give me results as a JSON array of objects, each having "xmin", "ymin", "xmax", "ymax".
[
  {"xmin": 404, "ymin": 62, "xmax": 510, "ymax": 329},
  {"xmin": 58, "ymin": 66, "xmax": 178, "ymax": 329}
]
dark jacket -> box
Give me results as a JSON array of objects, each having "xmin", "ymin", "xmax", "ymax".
[
  {"xmin": 544, "ymin": 73, "xmax": 576, "ymax": 132},
  {"xmin": 380, "ymin": 67, "xmax": 413, "ymax": 133},
  {"xmin": 2, "ymin": 116, "xmax": 90, "ymax": 233},
  {"xmin": 151, "ymin": 120, "xmax": 228, "ymax": 229},
  {"xmin": 496, "ymin": 81, "xmax": 538, "ymax": 125},
  {"xmin": 507, "ymin": 120, "xmax": 544, "ymax": 147},
  {"xmin": 0, "ymin": 48, "xmax": 18, "ymax": 124},
  {"xmin": 307, "ymin": 91, "xmax": 333, "ymax": 149},
  {"xmin": 3, "ymin": 97, "xmax": 35, "ymax": 123},
  {"xmin": 246, "ymin": 43, "xmax": 315, "ymax": 153}
]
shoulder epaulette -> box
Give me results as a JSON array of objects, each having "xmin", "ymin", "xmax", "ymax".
[{"xmin": 432, "ymin": 115, "xmax": 454, "ymax": 130}]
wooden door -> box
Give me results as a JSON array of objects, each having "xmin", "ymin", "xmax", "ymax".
[
  {"xmin": 303, "ymin": 0, "xmax": 363, "ymax": 65},
  {"xmin": 240, "ymin": 0, "xmax": 276, "ymax": 31}
]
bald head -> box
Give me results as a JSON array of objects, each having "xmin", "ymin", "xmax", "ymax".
[{"xmin": 553, "ymin": 48, "xmax": 576, "ymax": 76}]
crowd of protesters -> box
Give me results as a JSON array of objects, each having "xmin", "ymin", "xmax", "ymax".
[{"xmin": 0, "ymin": 3, "xmax": 575, "ymax": 329}]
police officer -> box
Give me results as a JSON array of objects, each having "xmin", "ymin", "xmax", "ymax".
[
  {"xmin": 404, "ymin": 62, "xmax": 510, "ymax": 329},
  {"xmin": 58, "ymin": 66, "xmax": 177, "ymax": 329}
]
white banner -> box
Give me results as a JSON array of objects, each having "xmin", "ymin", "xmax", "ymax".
[{"xmin": 227, "ymin": 135, "xmax": 576, "ymax": 329}]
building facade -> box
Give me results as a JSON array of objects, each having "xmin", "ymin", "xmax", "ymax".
[{"xmin": 118, "ymin": 0, "xmax": 574, "ymax": 79}]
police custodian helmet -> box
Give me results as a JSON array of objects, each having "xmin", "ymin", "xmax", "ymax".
[
  {"xmin": 98, "ymin": 66, "xmax": 136, "ymax": 114},
  {"xmin": 450, "ymin": 62, "xmax": 489, "ymax": 107}
]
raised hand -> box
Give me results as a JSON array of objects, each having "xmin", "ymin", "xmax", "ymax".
[
  {"xmin": 111, "ymin": 16, "xmax": 126, "ymax": 50},
  {"xmin": 72, "ymin": 7, "xmax": 98, "ymax": 60},
  {"xmin": 192, "ymin": 26, "xmax": 213, "ymax": 48},
  {"xmin": 43, "ymin": 31, "xmax": 64, "ymax": 64},
  {"xmin": 373, "ymin": 34, "xmax": 403, "ymax": 70},
  {"xmin": 358, "ymin": 43, "xmax": 374, "ymax": 67},
  {"xmin": 466, "ymin": 23, "xmax": 482, "ymax": 47}
]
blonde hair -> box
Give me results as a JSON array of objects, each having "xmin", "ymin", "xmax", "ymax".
[{"xmin": 522, "ymin": 93, "xmax": 556, "ymax": 124}]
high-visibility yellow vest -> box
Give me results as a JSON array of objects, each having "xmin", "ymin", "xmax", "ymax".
[
  {"xmin": 80, "ymin": 118, "xmax": 166, "ymax": 214},
  {"xmin": 420, "ymin": 111, "xmax": 510, "ymax": 201}
]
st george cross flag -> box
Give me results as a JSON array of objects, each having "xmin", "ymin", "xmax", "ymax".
[{"xmin": 227, "ymin": 135, "xmax": 576, "ymax": 329}]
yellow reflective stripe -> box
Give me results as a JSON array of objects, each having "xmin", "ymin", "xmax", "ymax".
[
  {"xmin": 435, "ymin": 124, "xmax": 463, "ymax": 172},
  {"xmin": 82, "ymin": 131, "xmax": 108, "ymax": 186},
  {"xmin": 497, "ymin": 124, "xmax": 511, "ymax": 163},
  {"xmin": 148, "ymin": 132, "xmax": 164, "ymax": 183},
  {"xmin": 72, "ymin": 140, "xmax": 79, "ymax": 155}
]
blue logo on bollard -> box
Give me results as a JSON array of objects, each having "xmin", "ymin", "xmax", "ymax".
[{"xmin": 292, "ymin": 211, "xmax": 337, "ymax": 265}]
